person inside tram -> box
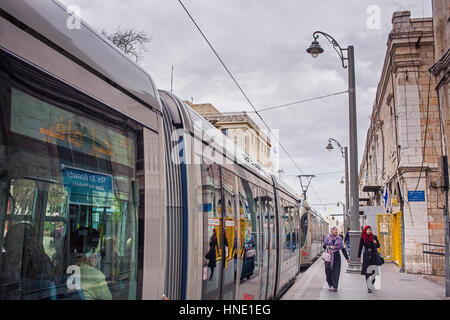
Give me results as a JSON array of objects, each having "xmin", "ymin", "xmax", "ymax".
[
  {"xmin": 1, "ymin": 222, "xmax": 55, "ymax": 299},
  {"xmin": 71, "ymin": 227, "xmax": 112, "ymax": 300}
]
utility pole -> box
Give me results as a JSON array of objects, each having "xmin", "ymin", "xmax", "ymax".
[
  {"xmin": 297, "ymin": 175, "xmax": 316, "ymax": 200},
  {"xmin": 307, "ymin": 32, "xmax": 361, "ymax": 273}
]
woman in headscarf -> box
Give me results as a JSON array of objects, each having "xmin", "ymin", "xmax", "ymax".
[
  {"xmin": 322, "ymin": 226, "xmax": 350, "ymax": 291},
  {"xmin": 357, "ymin": 225, "xmax": 380, "ymax": 293}
]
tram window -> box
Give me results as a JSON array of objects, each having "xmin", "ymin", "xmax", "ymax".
[
  {"xmin": 221, "ymin": 168, "xmax": 237, "ymax": 300},
  {"xmin": 201, "ymin": 163, "xmax": 221, "ymax": 300},
  {"xmin": 237, "ymin": 178, "xmax": 259, "ymax": 300},
  {"xmin": 0, "ymin": 87, "xmax": 140, "ymax": 300},
  {"xmin": 300, "ymin": 214, "xmax": 308, "ymax": 247},
  {"xmin": 282, "ymin": 200, "xmax": 291, "ymax": 261},
  {"xmin": 291, "ymin": 206, "xmax": 299, "ymax": 253}
]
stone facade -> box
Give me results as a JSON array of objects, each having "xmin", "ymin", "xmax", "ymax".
[
  {"xmin": 359, "ymin": 11, "xmax": 445, "ymax": 274},
  {"xmin": 430, "ymin": 0, "xmax": 450, "ymax": 157},
  {"xmin": 185, "ymin": 101, "xmax": 274, "ymax": 172}
]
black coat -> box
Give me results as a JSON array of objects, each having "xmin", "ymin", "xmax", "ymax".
[
  {"xmin": 206, "ymin": 237, "xmax": 218, "ymax": 268},
  {"xmin": 358, "ymin": 235, "xmax": 380, "ymax": 275}
]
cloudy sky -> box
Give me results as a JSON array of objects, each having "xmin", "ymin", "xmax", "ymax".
[{"xmin": 59, "ymin": 0, "xmax": 432, "ymax": 218}]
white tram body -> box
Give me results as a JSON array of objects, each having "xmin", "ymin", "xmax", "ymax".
[{"xmin": 0, "ymin": 0, "xmax": 327, "ymax": 300}]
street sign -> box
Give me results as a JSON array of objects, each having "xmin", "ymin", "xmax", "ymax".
[{"xmin": 408, "ymin": 190, "xmax": 425, "ymax": 202}]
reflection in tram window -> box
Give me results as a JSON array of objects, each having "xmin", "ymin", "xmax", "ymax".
[
  {"xmin": 201, "ymin": 163, "xmax": 221, "ymax": 300},
  {"xmin": 265, "ymin": 192, "xmax": 275, "ymax": 299},
  {"xmin": 300, "ymin": 214, "xmax": 308, "ymax": 247},
  {"xmin": 259, "ymin": 189, "xmax": 275, "ymax": 300},
  {"xmin": 292, "ymin": 206, "xmax": 300, "ymax": 253},
  {"xmin": 237, "ymin": 178, "xmax": 259, "ymax": 300},
  {"xmin": 0, "ymin": 88, "xmax": 140, "ymax": 300},
  {"xmin": 282, "ymin": 201, "xmax": 291, "ymax": 261},
  {"xmin": 221, "ymin": 168, "xmax": 237, "ymax": 300}
]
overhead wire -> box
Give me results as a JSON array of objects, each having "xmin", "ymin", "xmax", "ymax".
[
  {"xmin": 177, "ymin": 0, "xmax": 326, "ymax": 203},
  {"xmin": 249, "ymin": 90, "xmax": 349, "ymax": 113}
]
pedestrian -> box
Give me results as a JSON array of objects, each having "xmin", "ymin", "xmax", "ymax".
[
  {"xmin": 205, "ymin": 229, "xmax": 218, "ymax": 281},
  {"xmin": 322, "ymin": 226, "xmax": 350, "ymax": 291},
  {"xmin": 344, "ymin": 227, "xmax": 350, "ymax": 253},
  {"xmin": 357, "ymin": 225, "xmax": 380, "ymax": 293}
]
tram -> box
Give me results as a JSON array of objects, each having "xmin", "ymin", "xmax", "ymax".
[{"xmin": 0, "ymin": 0, "xmax": 327, "ymax": 300}]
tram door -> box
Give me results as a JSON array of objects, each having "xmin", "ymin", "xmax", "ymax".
[
  {"xmin": 259, "ymin": 189, "xmax": 272, "ymax": 300},
  {"xmin": 201, "ymin": 164, "xmax": 238, "ymax": 300},
  {"xmin": 266, "ymin": 194, "xmax": 276, "ymax": 299},
  {"xmin": 220, "ymin": 168, "xmax": 237, "ymax": 300}
]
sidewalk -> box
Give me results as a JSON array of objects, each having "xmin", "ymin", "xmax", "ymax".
[{"xmin": 282, "ymin": 258, "xmax": 449, "ymax": 300}]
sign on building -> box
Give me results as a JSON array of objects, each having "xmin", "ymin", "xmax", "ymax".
[{"xmin": 407, "ymin": 190, "xmax": 425, "ymax": 202}]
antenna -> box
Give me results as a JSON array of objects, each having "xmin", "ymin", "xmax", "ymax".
[
  {"xmin": 277, "ymin": 168, "xmax": 285, "ymax": 180},
  {"xmin": 170, "ymin": 65, "xmax": 174, "ymax": 93},
  {"xmin": 297, "ymin": 175, "xmax": 316, "ymax": 200}
]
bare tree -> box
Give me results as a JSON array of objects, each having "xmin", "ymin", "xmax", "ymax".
[{"xmin": 98, "ymin": 26, "xmax": 151, "ymax": 63}]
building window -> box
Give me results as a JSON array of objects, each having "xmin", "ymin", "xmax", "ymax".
[{"xmin": 221, "ymin": 128, "xmax": 228, "ymax": 136}]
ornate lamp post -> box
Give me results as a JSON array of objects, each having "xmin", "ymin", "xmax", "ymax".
[{"xmin": 307, "ymin": 31, "xmax": 361, "ymax": 273}]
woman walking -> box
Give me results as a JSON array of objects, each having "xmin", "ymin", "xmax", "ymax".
[
  {"xmin": 322, "ymin": 227, "xmax": 350, "ymax": 291},
  {"xmin": 357, "ymin": 225, "xmax": 380, "ymax": 293}
]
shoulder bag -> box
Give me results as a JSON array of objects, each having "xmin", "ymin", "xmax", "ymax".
[{"xmin": 321, "ymin": 246, "xmax": 331, "ymax": 263}]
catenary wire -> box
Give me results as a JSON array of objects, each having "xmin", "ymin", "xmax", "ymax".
[
  {"xmin": 249, "ymin": 90, "xmax": 349, "ymax": 113},
  {"xmin": 177, "ymin": 0, "xmax": 325, "ymax": 203}
]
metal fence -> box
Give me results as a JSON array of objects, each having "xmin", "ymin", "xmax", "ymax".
[{"xmin": 422, "ymin": 243, "xmax": 445, "ymax": 277}]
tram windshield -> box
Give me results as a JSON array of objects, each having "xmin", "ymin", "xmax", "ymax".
[{"xmin": 0, "ymin": 87, "xmax": 140, "ymax": 300}]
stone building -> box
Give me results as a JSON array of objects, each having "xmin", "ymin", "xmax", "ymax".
[
  {"xmin": 430, "ymin": 1, "xmax": 450, "ymax": 158},
  {"xmin": 359, "ymin": 11, "xmax": 444, "ymax": 274},
  {"xmin": 185, "ymin": 101, "xmax": 274, "ymax": 172}
]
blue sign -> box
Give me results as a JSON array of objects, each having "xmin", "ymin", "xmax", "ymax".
[
  {"xmin": 62, "ymin": 167, "xmax": 114, "ymax": 206},
  {"xmin": 203, "ymin": 203, "xmax": 212, "ymax": 212},
  {"xmin": 408, "ymin": 190, "xmax": 425, "ymax": 202}
]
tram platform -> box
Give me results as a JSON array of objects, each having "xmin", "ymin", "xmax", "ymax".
[{"xmin": 281, "ymin": 257, "xmax": 449, "ymax": 300}]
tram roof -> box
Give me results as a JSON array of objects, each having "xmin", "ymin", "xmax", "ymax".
[
  {"xmin": 1, "ymin": 0, "xmax": 161, "ymax": 112},
  {"xmin": 183, "ymin": 101, "xmax": 273, "ymax": 180}
]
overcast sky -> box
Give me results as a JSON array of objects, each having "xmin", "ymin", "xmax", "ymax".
[{"xmin": 59, "ymin": 0, "xmax": 432, "ymax": 218}]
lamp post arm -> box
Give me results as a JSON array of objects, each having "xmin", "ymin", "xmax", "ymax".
[
  {"xmin": 313, "ymin": 31, "xmax": 348, "ymax": 69},
  {"xmin": 328, "ymin": 138, "xmax": 345, "ymax": 158}
]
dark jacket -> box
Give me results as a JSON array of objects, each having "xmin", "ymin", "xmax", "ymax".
[
  {"xmin": 344, "ymin": 232, "xmax": 350, "ymax": 242},
  {"xmin": 358, "ymin": 235, "xmax": 380, "ymax": 275},
  {"xmin": 206, "ymin": 237, "xmax": 218, "ymax": 268}
]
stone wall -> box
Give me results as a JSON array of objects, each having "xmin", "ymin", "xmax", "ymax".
[{"xmin": 359, "ymin": 11, "xmax": 445, "ymax": 274}]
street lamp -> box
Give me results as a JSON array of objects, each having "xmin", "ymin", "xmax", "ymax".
[
  {"xmin": 336, "ymin": 201, "xmax": 346, "ymax": 231},
  {"xmin": 325, "ymin": 138, "xmax": 349, "ymax": 235},
  {"xmin": 308, "ymin": 31, "xmax": 361, "ymax": 273},
  {"xmin": 306, "ymin": 40, "xmax": 323, "ymax": 58}
]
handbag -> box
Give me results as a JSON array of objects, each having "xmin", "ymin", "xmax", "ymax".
[
  {"xmin": 375, "ymin": 252, "xmax": 384, "ymax": 266},
  {"xmin": 321, "ymin": 246, "xmax": 331, "ymax": 262}
]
